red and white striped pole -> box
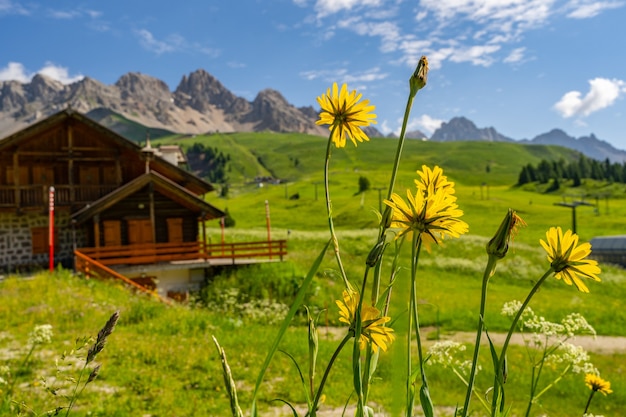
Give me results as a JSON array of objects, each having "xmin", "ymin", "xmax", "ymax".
[{"xmin": 48, "ymin": 186, "xmax": 55, "ymax": 272}]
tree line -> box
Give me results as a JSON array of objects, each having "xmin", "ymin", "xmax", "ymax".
[
  {"xmin": 187, "ymin": 143, "xmax": 230, "ymax": 183},
  {"xmin": 517, "ymin": 154, "xmax": 626, "ymax": 188}
]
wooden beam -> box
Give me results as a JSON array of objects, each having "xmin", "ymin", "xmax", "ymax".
[
  {"xmin": 93, "ymin": 215, "xmax": 101, "ymax": 251},
  {"xmin": 149, "ymin": 183, "xmax": 156, "ymax": 243},
  {"xmin": 13, "ymin": 152, "xmax": 19, "ymax": 207},
  {"xmin": 68, "ymin": 123, "xmax": 74, "ymax": 203}
]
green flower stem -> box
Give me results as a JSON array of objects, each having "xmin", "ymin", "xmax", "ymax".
[
  {"xmin": 353, "ymin": 268, "xmax": 372, "ymax": 417},
  {"xmin": 324, "ymin": 126, "xmax": 350, "ymax": 289},
  {"xmin": 367, "ymin": 87, "xmax": 417, "ymax": 318},
  {"xmin": 382, "ymin": 237, "xmax": 404, "ymax": 317},
  {"xmin": 451, "ymin": 367, "xmax": 491, "ymax": 413},
  {"xmin": 528, "ymin": 363, "xmax": 571, "ymax": 410},
  {"xmin": 7, "ymin": 344, "xmax": 36, "ymax": 396},
  {"xmin": 583, "ymin": 390, "xmax": 596, "ymax": 415},
  {"xmin": 462, "ymin": 254, "xmax": 498, "ymax": 417},
  {"xmin": 490, "ymin": 267, "xmax": 555, "ymax": 416},
  {"xmin": 65, "ymin": 363, "xmax": 88, "ymax": 417},
  {"xmin": 407, "ymin": 233, "xmax": 424, "ymax": 417},
  {"xmin": 310, "ymin": 333, "xmax": 352, "ymax": 417}
]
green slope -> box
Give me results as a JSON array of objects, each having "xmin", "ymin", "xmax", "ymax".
[{"xmin": 157, "ymin": 132, "xmax": 582, "ymax": 187}]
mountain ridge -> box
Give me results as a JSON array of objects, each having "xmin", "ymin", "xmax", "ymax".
[{"xmin": 1, "ymin": 69, "xmax": 624, "ymax": 162}]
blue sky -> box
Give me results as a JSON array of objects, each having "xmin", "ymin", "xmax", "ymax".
[{"xmin": 1, "ymin": 0, "xmax": 625, "ymax": 149}]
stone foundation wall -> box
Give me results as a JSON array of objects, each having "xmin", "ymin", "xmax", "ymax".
[{"xmin": 0, "ymin": 211, "xmax": 86, "ymax": 272}]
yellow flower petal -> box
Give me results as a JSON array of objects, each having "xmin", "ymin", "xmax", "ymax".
[
  {"xmin": 316, "ymin": 82, "xmax": 377, "ymax": 148},
  {"xmin": 540, "ymin": 227, "xmax": 601, "ymax": 292},
  {"xmin": 335, "ymin": 289, "xmax": 394, "ymax": 353}
]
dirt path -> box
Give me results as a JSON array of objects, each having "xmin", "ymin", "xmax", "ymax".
[
  {"xmin": 439, "ymin": 329, "xmax": 626, "ymax": 354},
  {"xmin": 320, "ymin": 326, "xmax": 626, "ymax": 354}
]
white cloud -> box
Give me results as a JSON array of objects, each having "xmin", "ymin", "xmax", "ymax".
[
  {"xmin": 0, "ymin": 61, "xmax": 83, "ymax": 84},
  {"xmin": 136, "ymin": 29, "xmax": 178, "ymax": 54},
  {"xmin": 313, "ymin": 0, "xmax": 384, "ymax": 18},
  {"xmin": 449, "ymin": 44, "xmax": 501, "ymax": 66},
  {"xmin": 420, "ymin": 0, "xmax": 553, "ymax": 31},
  {"xmin": 554, "ymin": 77, "xmax": 626, "ymax": 118},
  {"xmin": 410, "ymin": 114, "xmax": 444, "ymax": 135},
  {"xmin": 300, "ymin": 67, "xmax": 387, "ymax": 84},
  {"xmin": 503, "ymin": 47, "xmax": 526, "ymax": 63},
  {"xmin": 0, "ymin": 0, "xmax": 29, "ymax": 15},
  {"xmin": 47, "ymin": 7, "xmax": 102, "ymax": 20},
  {"xmin": 0, "ymin": 62, "xmax": 29, "ymax": 82},
  {"xmin": 566, "ymin": 0, "xmax": 624, "ymax": 18},
  {"xmin": 38, "ymin": 62, "xmax": 84, "ymax": 84},
  {"xmin": 48, "ymin": 9, "xmax": 81, "ymax": 19},
  {"xmin": 135, "ymin": 29, "xmax": 218, "ymax": 57}
]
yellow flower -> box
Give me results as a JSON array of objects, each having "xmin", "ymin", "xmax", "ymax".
[
  {"xmin": 415, "ymin": 165, "xmax": 455, "ymax": 196},
  {"xmin": 384, "ymin": 185, "xmax": 468, "ymax": 252},
  {"xmin": 539, "ymin": 227, "xmax": 601, "ymax": 293},
  {"xmin": 585, "ymin": 373, "xmax": 613, "ymax": 395},
  {"xmin": 316, "ymin": 82, "xmax": 377, "ymax": 148},
  {"xmin": 336, "ymin": 289, "xmax": 395, "ymax": 353}
]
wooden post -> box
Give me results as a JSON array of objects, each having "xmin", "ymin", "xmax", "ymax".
[
  {"xmin": 220, "ymin": 217, "xmax": 225, "ymax": 256},
  {"xmin": 13, "ymin": 152, "xmax": 19, "ymax": 208},
  {"xmin": 93, "ymin": 214, "xmax": 101, "ymax": 259},
  {"xmin": 68, "ymin": 123, "xmax": 75, "ymax": 203},
  {"xmin": 201, "ymin": 214, "xmax": 207, "ymax": 257},
  {"xmin": 149, "ymin": 183, "xmax": 156, "ymax": 243}
]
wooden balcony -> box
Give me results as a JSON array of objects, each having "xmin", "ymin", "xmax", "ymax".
[
  {"xmin": 75, "ymin": 239, "xmax": 287, "ymax": 267},
  {"xmin": 0, "ymin": 184, "xmax": 119, "ymax": 208}
]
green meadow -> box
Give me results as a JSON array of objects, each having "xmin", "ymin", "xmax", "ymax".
[{"xmin": 2, "ymin": 134, "xmax": 626, "ymax": 416}]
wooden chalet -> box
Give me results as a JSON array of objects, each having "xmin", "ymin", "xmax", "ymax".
[{"xmin": 0, "ymin": 109, "xmax": 286, "ymax": 299}]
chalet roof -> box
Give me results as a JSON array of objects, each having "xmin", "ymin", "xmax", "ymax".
[
  {"xmin": 71, "ymin": 170, "xmax": 225, "ymax": 224},
  {"xmin": 590, "ymin": 235, "xmax": 626, "ymax": 252},
  {"xmin": 0, "ymin": 108, "xmax": 213, "ymax": 195}
]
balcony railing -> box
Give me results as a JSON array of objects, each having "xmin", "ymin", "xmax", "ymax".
[
  {"xmin": 0, "ymin": 184, "xmax": 119, "ymax": 208},
  {"xmin": 75, "ymin": 240, "xmax": 287, "ymax": 267}
]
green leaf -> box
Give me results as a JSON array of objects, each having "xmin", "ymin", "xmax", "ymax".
[
  {"xmin": 272, "ymin": 399, "xmax": 299, "ymax": 417},
  {"xmin": 279, "ymin": 350, "xmax": 311, "ymax": 408},
  {"xmin": 485, "ymin": 330, "xmax": 505, "ymax": 414},
  {"xmin": 250, "ymin": 239, "xmax": 331, "ymax": 417},
  {"xmin": 419, "ymin": 373, "xmax": 435, "ymax": 417}
]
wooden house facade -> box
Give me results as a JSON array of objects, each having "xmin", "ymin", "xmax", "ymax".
[{"xmin": 0, "ymin": 109, "xmax": 287, "ymax": 298}]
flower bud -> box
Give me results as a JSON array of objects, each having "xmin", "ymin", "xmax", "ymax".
[
  {"xmin": 366, "ymin": 238, "xmax": 388, "ymax": 267},
  {"xmin": 306, "ymin": 307, "xmax": 318, "ymax": 389},
  {"xmin": 409, "ymin": 56, "xmax": 429, "ymax": 98},
  {"xmin": 486, "ymin": 209, "xmax": 526, "ymax": 259}
]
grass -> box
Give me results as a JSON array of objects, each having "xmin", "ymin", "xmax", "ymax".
[{"xmin": 4, "ymin": 135, "xmax": 626, "ymax": 416}]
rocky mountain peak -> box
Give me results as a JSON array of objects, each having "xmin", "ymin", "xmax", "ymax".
[
  {"xmin": 115, "ymin": 72, "xmax": 172, "ymax": 102},
  {"xmin": 0, "ymin": 80, "xmax": 26, "ymax": 112},
  {"xmin": 27, "ymin": 74, "xmax": 64, "ymax": 102},
  {"xmin": 174, "ymin": 69, "xmax": 240, "ymax": 112},
  {"xmin": 431, "ymin": 116, "xmax": 512, "ymax": 142},
  {"xmin": 244, "ymin": 88, "xmax": 325, "ymax": 134}
]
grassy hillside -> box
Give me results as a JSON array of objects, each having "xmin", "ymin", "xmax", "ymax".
[
  {"xmin": 3, "ymin": 133, "xmax": 625, "ymax": 416},
  {"xmin": 87, "ymin": 108, "xmax": 176, "ymax": 143},
  {"xmin": 157, "ymin": 132, "xmax": 582, "ymax": 187},
  {"xmin": 153, "ymin": 133, "xmax": 625, "ymax": 246}
]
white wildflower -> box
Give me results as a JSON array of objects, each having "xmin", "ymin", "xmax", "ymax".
[
  {"xmin": 501, "ymin": 300, "xmax": 524, "ymax": 317},
  {"xmin": 546, "ymin": 342, "xmax": 598, "ymax": 375},
  {"xmin": 561, "ymin": 313, "xmax": 596, "ymax": 337},
  {"xmin": 524, "ymin": 315, "xmax": 565, "ymax": 336},
  {"xmin": 428, "ymin": 340, "xmax": 466, "ymax": 368},
  {"xmin": 28, "ymin": 324, "xmax": 53, "ymax": 345}
]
